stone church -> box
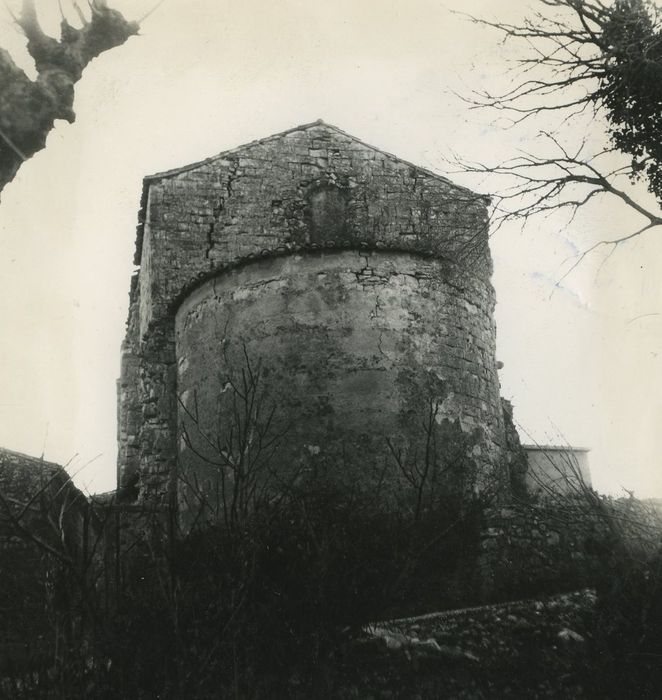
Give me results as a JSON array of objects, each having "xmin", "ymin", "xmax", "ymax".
[
  {"xmin": 116, "ymin": 120, "xmax": 519, "ymax": 517},
  {"xmin": 0, "ymin": 120, "xmax": 594, "ymax": 539},
  {"xmin": 1, "ymin": 123, "xmax": 601, "ymax": 669}
]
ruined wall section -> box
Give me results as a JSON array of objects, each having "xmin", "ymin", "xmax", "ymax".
[
  {"xmin": 116, "ymin": 273, "xmax": 141, "ymax": 489},
  {"xmin": 118, "ymin": 123, "xmax": 502, "ymax": 502}
]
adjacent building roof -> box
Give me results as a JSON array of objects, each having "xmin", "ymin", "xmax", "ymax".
[
  {"xmin": 522, "ymin": 445, "xmax": 590, "ymax": 453},
  {"xmin": 0, "ymin": 446, "xmax": 69, "ymax": 501}
]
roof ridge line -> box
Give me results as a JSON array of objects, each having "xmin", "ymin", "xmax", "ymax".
[
  {"xmin": 0, "ymin": 445, "xmax": 63, "ymax": 467},
  {"xmin": 141, "ymin": 120, "xmax": 479, "ymax": 196},
  {"xmin": 144, "ymin": 119, "xmax": 331, "ymax": 182}
]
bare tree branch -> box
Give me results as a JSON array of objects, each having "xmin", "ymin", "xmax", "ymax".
[
  {"xmin": 138, "ymin": 0, "xmax": 167, "ymax": 24},
  {"xmin": 456, "ymin": 0, "xmax": 662, "ymax": 264}
]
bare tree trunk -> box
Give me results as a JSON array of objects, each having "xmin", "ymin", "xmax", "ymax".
[{"xmin": 0, "ymin": 0, "xmax": 138, "ymax": 198}]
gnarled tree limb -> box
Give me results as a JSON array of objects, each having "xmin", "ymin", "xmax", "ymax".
[{"xmin": 0, "ymin": 0, "xmax": 140, "ymax": 198}]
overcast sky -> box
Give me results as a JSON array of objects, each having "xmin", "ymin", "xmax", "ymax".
[{"xmin": 1, "ymin": 0, "xmax": 660, "ymax": 497}]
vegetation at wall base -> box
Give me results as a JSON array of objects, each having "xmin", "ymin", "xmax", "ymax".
[{"xmin": 3, "ymin": 436, "xmax": 662, "ymax": 697}]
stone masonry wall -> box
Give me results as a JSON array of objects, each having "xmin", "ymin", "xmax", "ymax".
[
  {"xmin": 176, "ymin": 250, "xmax": 505, "ymax": 509},
  {"xmin": 118, "ymin": 121, "xmax": 505, "ymax": 505},
  {"xmin": 478, "ymin": 501, "xmax": 612, "ymax": 601}
]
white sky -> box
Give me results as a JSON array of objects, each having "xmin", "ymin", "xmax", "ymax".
[{"xmin": 1, "ymin": 0, "xmax": 660, "ymax": 497}]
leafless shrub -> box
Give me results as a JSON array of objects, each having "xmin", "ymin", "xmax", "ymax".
[{"xmin": 0, "ymin": 357, "xmax": 496, "ymax": 696}]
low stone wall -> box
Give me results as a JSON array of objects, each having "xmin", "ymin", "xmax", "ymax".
[
  {"xmin": 479, "ymin": 500, "xmax": 610, "ymax": 600},
  {"xmin": 479, "ymin": 495, "xmax": 662, "ymax": 601}
]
